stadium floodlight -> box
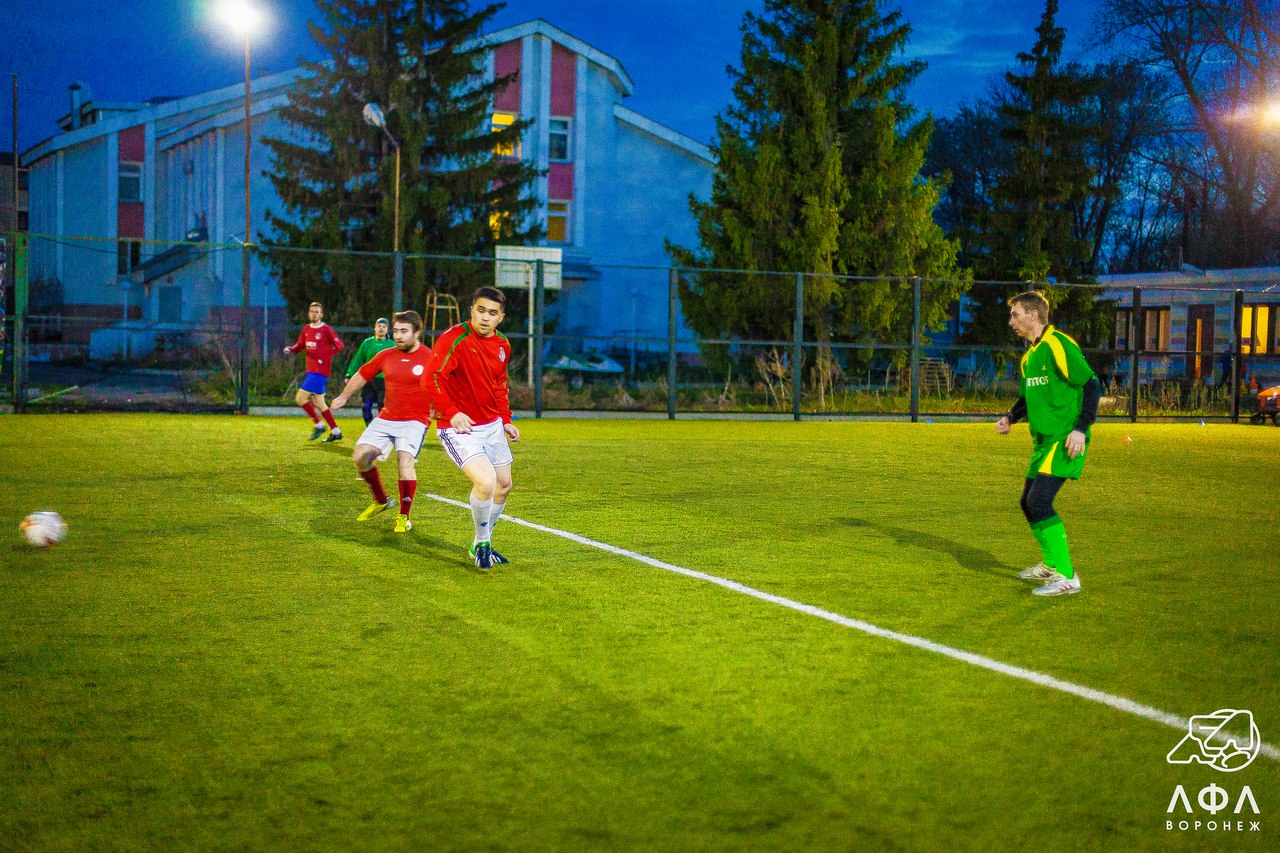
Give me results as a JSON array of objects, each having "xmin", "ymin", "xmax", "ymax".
[
  {"xmin": 1263, "ymin": 102, "xmax": 1280, "ymax": 127},
  {"xmin": 363, "ymin": 102, "xmax": 403, "ymax": 269},
  {"xmin": 215, "ymin": 0, "xmax": 266, "ymax": 36}
]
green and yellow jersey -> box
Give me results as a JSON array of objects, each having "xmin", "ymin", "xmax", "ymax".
[{"xmin": 1014, "ymin": 326, "xmax": 1098, "ymax": 479}]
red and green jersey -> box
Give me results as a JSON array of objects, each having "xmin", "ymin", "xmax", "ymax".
[
  {"xmin": 422, "ymin": 322, "xmax": 512, "ymax": 429},
  {"xmin": 1020, "ymin": 325, "xmax": 1096, "ymax": 442},
  {"xmin": 359, "ymin": 345, "xmax": 432, "ymax": 424}
]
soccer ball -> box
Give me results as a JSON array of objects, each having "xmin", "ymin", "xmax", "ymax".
[{"xmin": 20, "ymin": 511, "xmax": 68, "ymax": 547}]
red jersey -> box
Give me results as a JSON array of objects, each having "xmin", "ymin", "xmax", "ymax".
[
  {"xmin": 288, "ymin": 323, "xmax": 344, "ymax": 376},
  {"xmin": 422, "ymin": 322, "xmax": 513, "ymax": 429},
  {"xmin": 359, "ymin": 345, "xmax": 433, "ymax": 425}
]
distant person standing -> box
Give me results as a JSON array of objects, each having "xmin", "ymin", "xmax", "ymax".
[
  {"xmin": 331, "ymin": 311, "xmax": 433, "ymax": 534},
  {"xmin": 994, "ymin": 291, "xmax": 1101, "ymax": 597},
  {"xmin": 423, "ymin": 287, "xmax": 519, "ymax": 570},
  {"xmin": 284, "ymin": 301, "xmax": 345, "ymax": 441},
  {"xmin": 345, "ymin": 317, "xmax": 396, "ymax": 425}
]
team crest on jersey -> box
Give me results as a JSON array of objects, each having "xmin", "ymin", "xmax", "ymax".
[
  {"xmin": 412, "ymin": 365, "xmax": 424, "ymax": 376},
  {"xmin": 499, "ymin": 348, "xmax": 507, "ymax": 363}
]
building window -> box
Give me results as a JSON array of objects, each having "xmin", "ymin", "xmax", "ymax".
[
  {"xmin": 1142, "ymin": 307, "xmax": 1170, "ymax": 352},
  {"xmin": 547, "ymin": 200, "xmax": 569, "ymax": 243},
  {"xmin": 1114, "ymin": 308, "xmax": 1132, "ymax": 350},
  {"xmin": 549, "ymin": 118, "xmax": 571, "ymax": 161},
  {"xmin": 17, "ymin": 169, "xmax": 28, "ymax": 192},
  {"xmin": 491, "ymin": 112, "xmax": 519, "ymax": 158},
  {"xmin": 119, "ymin": 161, "xmax": 143, "ymax": 202},
  {"xmin": 117, "ymin": 239, "xmax": 141, "ymax": 275},
  {"xmin": 16, "ymin": 210, "xmax": 28, "ymax": 231},
  {"xmin": 1242, "ymin": 304, "xmax": 1275, "ymax": 355}
]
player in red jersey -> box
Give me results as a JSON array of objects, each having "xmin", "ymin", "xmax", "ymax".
[
  {"xmin": 283, "ymin": 301, "xmax": 346, "ymax": 442},
  {"xmin": 331, "ymin": 311, "xmax": 433, "ymax": 533},
  {"xmin": 423, "ymin": 287, "xmax": 520, "ymax": 570}
]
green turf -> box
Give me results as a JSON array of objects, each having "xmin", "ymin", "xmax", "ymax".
[{"xmin": 1, "ymin": 415, "xmax": 1277, "ymax": 851}]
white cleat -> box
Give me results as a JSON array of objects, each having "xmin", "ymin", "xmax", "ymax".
[
  {"xmin": 1032, "ymin": 572, "xmax": 1081, "ymax": 596},
  {"xmin": 1017, "ymin": 561, "xmax": 1057, "ymax": 580}
]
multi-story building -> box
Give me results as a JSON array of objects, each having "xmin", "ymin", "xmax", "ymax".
[{"xmin": 21, "ymin": 20, "xmax": 714, "ymax": 356}]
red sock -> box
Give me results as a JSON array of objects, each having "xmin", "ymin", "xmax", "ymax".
[
  {"xmin": 398, "ymin": 479, "xmax": 417, "ymax": 517},
  {"xmin": 300, "ymin": 401, "xmax": 321, "ymax": 425},
  {"xmin": 359, "ymin": 468, "xmax": 387, "ymax": 503},
  {"xmin": 321, "ymin": 408, "xmax": 339, "ymax": 431}
]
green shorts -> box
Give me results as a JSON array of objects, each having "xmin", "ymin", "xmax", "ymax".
[{"xmin": 1027, "ymin": 436, "xmax": 1088, "ymax": 480}]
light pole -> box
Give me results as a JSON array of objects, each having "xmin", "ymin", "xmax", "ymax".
[
  {"xmin": 363, "ymin": 103, "xmax": 403, "ymax": 311},
  {"xmin": 216, "ymin": 0, "xmax": 265, "ymax": 415}
]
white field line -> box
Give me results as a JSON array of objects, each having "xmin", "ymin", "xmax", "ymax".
[{"xmin": 426, "ymin": 494, "xmax": 1279, "ymax": 763}]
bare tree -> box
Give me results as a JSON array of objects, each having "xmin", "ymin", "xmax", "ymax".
[{"xmin": 1097, "ymin": 0, "xmax": 1280, "ymax": 266}]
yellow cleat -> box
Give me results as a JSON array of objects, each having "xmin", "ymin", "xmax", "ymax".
[
  {"xmin": 394, "ymin": 514, "xmax": 413, "ymax": 533},
  {"xmin": 357, "ymin": 499, "xmax": 393, "ymax": 522}
]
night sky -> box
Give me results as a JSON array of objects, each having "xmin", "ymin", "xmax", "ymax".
[{"xmin": 3, "ymin": 0, "xmax": 1103, "ymax": 154}]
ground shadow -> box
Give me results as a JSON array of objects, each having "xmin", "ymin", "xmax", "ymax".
[
  {"xmin": 838, "ymin": 517, "xmax": 1019, "ymax": 581},
  {"xmin": 308, "ymin": 512, "xmax": 492, "ymax": 575}
]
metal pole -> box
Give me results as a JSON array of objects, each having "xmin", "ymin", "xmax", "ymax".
[
  {"xmin": 534, "ymin": 259, "xmax": 545, "ymax": 418},
  {"xmin": 910, "ymin": 277, "xmax": 921, "ymax": 423},
  {"xmin": 667, "ymin": 267, "xmax": 677, "ymax": 419},
  {"xmin": 526, "ymin": 263, "xmax": 534, "ymax": 387},
  {"xmin": 237, "ymin": 35, "xmax": 252, "ymax": 415},
  {"xmin": 392, "ymin": 144, "xmax": 400, "ymax": 255},
  {"xmin": 262, "ymin": 278, "xmax": 268, "ymax": 363},
  {"xmin": 1128, "ymin": 287, "xmax": 1142, "ymax": 423},
  {"xmin": 10, "ymin": 72, "xmax": 16, "ymax": 240},
  {"xmin": 13, "ymin": 233, "xmax": 27, "ymax": 413},
  {"xmin": 792, "ymin": 273, "xmax": 803, "ymax": 421},
  {"xmin": 393, "ymin": 251, "xmax": 403, "ymax": 314},
  {"xmin": 1231, "ymin": 288, "xmax": 1244, "ymax": 423}
]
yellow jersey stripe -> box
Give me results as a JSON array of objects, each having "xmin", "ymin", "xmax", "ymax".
[
  {"xmin": 1038, "ymin": 442, "xmax": 1060, "ymax": 476},
  {"xmin": 1045, "ymin": 334, "xmax": 1070, "ymax": 380}
]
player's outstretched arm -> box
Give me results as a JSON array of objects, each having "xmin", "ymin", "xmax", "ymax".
[{"xmin": 330, "ymin": 372, "xmax": 368, "ymax": 411}]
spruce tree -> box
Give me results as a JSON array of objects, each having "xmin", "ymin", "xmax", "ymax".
[
  {"xmin": 262, "ymin": 0, "xmax": 540, "ymax": 324},
  {"xmin": 962, "ymin": 0, "xmax": 1108, "ymax": 347},
  {"xmin": 669, "ymin": 0, "xmax": 965, "ymax": 385}
]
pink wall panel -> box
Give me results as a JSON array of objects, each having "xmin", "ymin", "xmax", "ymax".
[
  {"xmin": 550, "ymin": 44, "xmax": 576, "ymax": 117},
  {"xmin": 494, "ymin": 40, "xmax": 522, "ymax": 113},
  {"xmin": 118, "ymin": 125, "xmax": 145, "ymax": 162},
  {"xmin": 117, "ymin": 202, "xmax": 144, "ymax": 239},
  {"xmin": 549, "ymin": 162, "xmax": 574, "ymax": 200}
]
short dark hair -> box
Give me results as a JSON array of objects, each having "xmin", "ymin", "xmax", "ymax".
[
  {"xmin": 472, "ymin": 286, "xmax": 505, "ymax": 307},
  {"xmin": 1008, "ymin": 291, "xmax": 1050, "ymax": 324},
  {"xmin": 393, "ymin": 310, "xmax": 423, "ymax": 333}
]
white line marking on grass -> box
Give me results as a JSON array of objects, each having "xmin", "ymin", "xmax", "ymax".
[{"xmin": 426, "ymin": 493, "xmax": 1279, "ymax": 762}]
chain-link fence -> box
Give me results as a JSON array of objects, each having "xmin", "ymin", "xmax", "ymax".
[{"xmin": 4, "ymin": 232, "xmax": 1278, "ymax": 421}]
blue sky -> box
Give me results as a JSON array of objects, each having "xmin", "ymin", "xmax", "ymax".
[{"xmin": 3, "ymin": 0, "xmax": 1103, "ymax": 153}]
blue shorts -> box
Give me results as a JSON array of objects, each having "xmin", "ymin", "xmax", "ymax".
[{"xmin": 300, "ymin": 371, "xmax": 329, "ymax": 395}]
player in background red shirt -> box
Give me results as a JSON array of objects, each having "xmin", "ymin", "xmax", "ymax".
[
  {"xmin": 283, "ymin": 301, "xmax": 346, "ymax": 441},
  {"xmin": 331, "ymin": 311, "xmax": 433, "ymax": 533},
  {"xmin": 423, "ymin": 287, "xmax": 520, "ymax": 570}
]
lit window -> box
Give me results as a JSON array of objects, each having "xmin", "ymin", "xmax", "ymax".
[
  {"xmin": 547, "ymin": 200, "xmax": 569, "ymax": 243},
  {"xmin": 1242, "ymin": 304, "xmax": 1274, "ymax": 355},
  {"xmin": 491, "ymin": 112, "xmax": 519, "ymax": 158},
  {"xmin": 119, "ymin": 161, "xmax": 143, "ymax": 202},
  {"xmin": 1142, "ymin": 307, "xmax": 1170, "ymax": 352},
  {"xmin": 549, "ymin": 118, "xmax": 571, "ymax": 161}
]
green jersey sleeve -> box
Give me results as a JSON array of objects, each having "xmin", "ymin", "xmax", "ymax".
[
  {"xmin": 345, "ymin": 337, "xmax": 376, "ymax": 377},
  {"xmin": 1045, "ymin": 330, "xmax": 1095, "ymax": 389}
]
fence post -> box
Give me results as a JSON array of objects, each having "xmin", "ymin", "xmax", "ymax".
[
  {"xmin": 910, "ymin": 276, "xmax": 921, "ymax": 423},
  {"xmin": 534, "ymin": 259, "xmax": 545, "ymax": 418},
  {"xmin": 792, "ymin": 273, "xmax": 803, "ymax": 421},
  {"xmin": 12, "ymin": 232, "xmax": 27, "ymax": 413},
  {"xmin": 393, "ymin": 251, "xmax": 404, "ymax": 313},
  {"xmin": 1231, "ymin": 288, "xmax": 1244, "ymax": 424},
  {"xmin": 1129, "ymin": 286, "xmax": 1142, "ymax": 423},
  {"xmin": 668, "ymin": 267, "xmax": 678, "ymax": 420}
]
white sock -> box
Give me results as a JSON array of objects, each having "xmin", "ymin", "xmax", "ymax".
[
  {"xmin": 470, "ymin": 494, "xmax": 493, "ymax": 543},
  {"xmin": 488, "ymin": 502, "xmax": 506, "ymax": 537}
]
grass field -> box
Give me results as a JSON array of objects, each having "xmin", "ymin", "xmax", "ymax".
[{"xmin": 1, "ymin": 415, "xmax": 1277, "ymax": 851}]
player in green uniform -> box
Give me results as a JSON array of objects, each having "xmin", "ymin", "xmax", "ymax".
[
  {"xmin": 995, "ymin": 291, "xmax": 1101, "ymax": 596},
  {"xmin": 345, "ymin": 318, "xmax": 396, "ymax": 425}
]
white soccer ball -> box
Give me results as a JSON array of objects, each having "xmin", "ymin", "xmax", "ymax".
[{"xmin": 20, "ymin": 511, "xmax": 68, "ymax": 547}]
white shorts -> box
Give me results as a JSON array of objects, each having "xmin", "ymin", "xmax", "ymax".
[
  {"xmin": 355, "ymin": 417, "xmax": 428, "ymax": 461},
  {"xmin": 438, "ymin": 417, "xmax": 513, "ymax": 469}
]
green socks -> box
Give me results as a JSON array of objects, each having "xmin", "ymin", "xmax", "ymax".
[{"xmin": 1030, "ymin": 517, "xmax": 1074, "ymax": 578}]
